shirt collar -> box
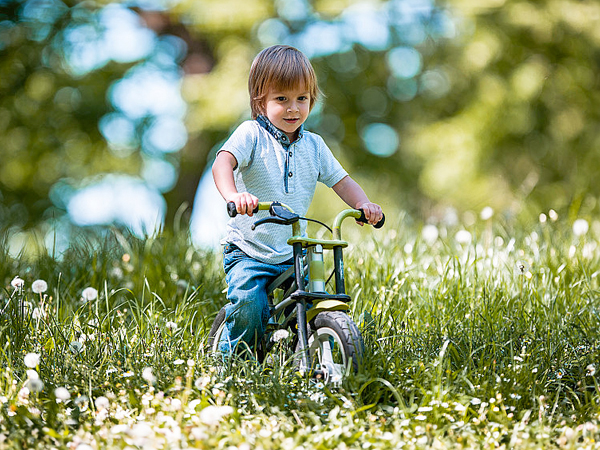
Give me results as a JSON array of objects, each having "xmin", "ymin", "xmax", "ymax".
[{"xmin": 256, "ymin": 115, "xmax": 304, "ymax": 147}]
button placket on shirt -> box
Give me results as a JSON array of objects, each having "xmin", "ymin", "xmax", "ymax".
[{"xmin": 287, "ymin": 145, "xmax": 295, "ymax": 194}]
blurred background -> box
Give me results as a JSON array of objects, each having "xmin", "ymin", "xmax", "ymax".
[{"xmin": 1, "ymin": 0, "xmax": 599, "ymax": 254}]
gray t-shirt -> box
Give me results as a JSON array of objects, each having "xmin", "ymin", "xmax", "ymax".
[{"xmin": 219, "ymin": 119, "xmax": 348, "ymax": 264}]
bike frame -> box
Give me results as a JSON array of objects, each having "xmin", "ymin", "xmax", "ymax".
[{"xmin": 252, "ymin": 202, "xmax": 366, "ymax": 373}]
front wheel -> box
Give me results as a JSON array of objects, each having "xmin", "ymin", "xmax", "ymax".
[{"xmin": 298, "ymin": 311, "xmax": 365, "ymax": 383}]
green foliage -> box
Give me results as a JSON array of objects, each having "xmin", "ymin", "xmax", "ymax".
[{"xmin": 1, "ymin": 212, "xmax": 600, "ymax": 447}]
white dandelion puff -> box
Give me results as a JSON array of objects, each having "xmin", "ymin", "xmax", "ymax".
[
  {"xmin": 55, "ymin": 387, "xmax": 71, "ymax": 401},
  {"xmin": 31, "ymin": 279, "xmax": 48, "ymax": 294},
  {"xmin": 81, "ymin": 287, "xmax": 98, "ymax": 302},
  {"xmin": 421, "ymin": 224, "xmax": 439, "ymax": 245},
  {"xmin": 271, "ymin": 329, "xmax": 290, "ymax": 342},
  {"xmin": 95, "ymin": 396, "xmax": 110, "ymax": 410},
  {"xmin": 573, "ymin": 219, "xmax": 589, "ymax": 237},
  {"xmin": 24, "ymin": 353, "xmax": 40, "ymax": 368},
  {"xmin": 165, "ymin": 321, "xmax": 178, "ymax": 331},
  {"xmin": 11, "ymin": 276, "xmax": 25, "ymax": 289},
  {"xmin": 455, "ymin": 230, "xmax": 472, "ymax": 245},
  {"xmin": 480, "ymin": 206, "xmax": 493, "ymax": 221},
  {"xmin": 199, "ymin": 405, "xmax": 234, "ymax": 426},
  {"xmin": 142, "ymin": 367, "xmax": 156, "ymax": 383}
]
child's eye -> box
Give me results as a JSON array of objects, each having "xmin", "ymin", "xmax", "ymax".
[
  {"xmin": 276, "ymin": 96, "xmax": 286, "ymax": 101},
  {"xmin": 298, "ymin": 96, "xmax": 308, "ymax": 101}
]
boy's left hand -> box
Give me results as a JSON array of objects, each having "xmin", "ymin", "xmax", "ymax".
[{"xmin": 357, "ymin": 202, "xmax": 383, "ymax": 226}]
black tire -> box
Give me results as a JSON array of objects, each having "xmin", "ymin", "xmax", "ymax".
[
  {"xmin": 298, "ymin": 311, "xmax": 365, "ymax": 381},
  {"xmin": 207, "ymin": 307, "xmax": 227, "ymax": 353}
]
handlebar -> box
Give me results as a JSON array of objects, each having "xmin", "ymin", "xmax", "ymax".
[{"xmin": 227, "ymin": 201, "xmax": 384, "ymax": 237}]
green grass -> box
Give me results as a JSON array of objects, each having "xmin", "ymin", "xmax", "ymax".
[{"xmin": 1, "ymin": 213, "xmax": 600, "ymax": 449}]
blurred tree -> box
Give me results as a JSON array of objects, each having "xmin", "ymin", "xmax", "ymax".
[
  {"xmin": 2, "ymin": 0, "xmax": 599, "ymax": 244},
  {"xmin": 0, "ymin": 0, "xmax": 141, "ymax": 229}
]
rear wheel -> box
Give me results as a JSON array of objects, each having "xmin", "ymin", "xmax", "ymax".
[{"xmin": 298, "ymin": 311, "xmax": 364, "ymax": 383}]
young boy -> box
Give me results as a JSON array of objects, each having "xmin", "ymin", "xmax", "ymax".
[{"xmin": 212, "ymin": 45, "xmax": 383, "ymax": 354}]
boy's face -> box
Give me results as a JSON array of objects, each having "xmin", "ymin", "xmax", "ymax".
[{"xmin": 263, "ymin": 86, "xmax": 311, "ymax": 141}]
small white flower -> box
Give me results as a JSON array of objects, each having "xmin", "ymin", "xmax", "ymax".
[
  {"xmin": 586, "ymin": 364, "xmax": 596, "ymax": 377},
  {"xmin": 81, "ymin": 287, "xmax": 98, "ymax": 302},
  {"xmin": 142, "ymin": 367, "xmax": 155, "ymax": 383},
  {"xmin": 480, "ymin": 206, "xmax": 494, "ymax": 221},
  {"xmin": 55, "ymin": 387, "xmax": 70, "ymax": 401},
  {"xmin": 173, "ymin": 359, "xmax": 185, "ymax": 365},
  {"xmin": 199, "ymin": 405, "xmax": 234, "ymax": 426},
  {"xmin": 573, "ymin": 219, "xmax": 589, "ymax": 237},
  {"xmin": 539, "ymin": 213, "xmax": 547, "ymax": 224},
  {"xmin": 271, "ymin": 329, "xmax": 290, "ymax": 342},
  {"xmin": 421, "ymin": 224, "xmax": 439, "ymax": 245},
  {"xmin": 165, "ymin": 321, "xmax": 178, "ymax": 331},
  {"xmin": 549, "ymin": 209, "xmax": 559, "ymax": 221},
  {"xmin": 31, "ymin": 279, "xmax": 48, "ymax": 294},
  {"xmin": 455, "ymin": 230, "xmax": 472, "ymax": 245},
  {"xmin": 24, "ymin": 352, "xmax": 40, "ymax": 368},
  {"xmin": 11, "ymin": 276, "xmax": 25, "ymax": 289},
  {"xmin": 95, "ymin": 396, "xmax": 110, "ymax": 410}
]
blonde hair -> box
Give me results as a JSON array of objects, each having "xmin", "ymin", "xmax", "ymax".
[{"xmin": 248, "ymin": 45, "xmax": 320, "ymax": 119}]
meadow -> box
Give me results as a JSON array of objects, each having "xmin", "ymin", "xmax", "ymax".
[{"xmin": 1, "ymin": 209, "xmax": 600, "ymax": 449}]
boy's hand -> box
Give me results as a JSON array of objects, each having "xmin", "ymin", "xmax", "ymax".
[
  {"xmin": 228, "ymin": 192, "xmax": 259, "ymax": 216},
  {"xmin": 357, "ymin": 202, "xmax": 383, "ymax": 226}
]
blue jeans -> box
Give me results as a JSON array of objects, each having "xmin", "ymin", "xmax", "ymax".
[{"xmin": 219, "ymin": 243, "xmax": 293, "ymax": 354}]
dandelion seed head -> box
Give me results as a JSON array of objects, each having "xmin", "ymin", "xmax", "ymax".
[
  {"xmin": 199, "ymin": 405, "xmax": 234, "ymax": 426},
  {"xmin": 165, "ymin": 321, "xmax": 178, "ymax": 331},
  {"xmin": 31, "ymin": 279, "xmax": 48, "ymax": 294},
  {"xmin": 549, "ymin": 209, "xmax": 558, "ymax": 221},
  {"xmin": 271, "ymin": 329, "xmax": 290, "ymax": 342},
  {"xmin": 24, "ymin": 353, "xmax": 40, "ymax": 368},
  {"xmin": 26, "ymin": 370, "xmax": 39, "ymax": 380},
  {"xmin": 81, "ymin": 287, "xmax": 98, "ymax": 302},
  {"xmin": 480, "ymin": 206, "xmax": 493, "ymax": 221},
  {"xmin": 11, "ymin": 276, "xmax": 24, "ymax": 289},
  {"xmin": 142, "ymin": 367, "xmax": 155, "ymax": 383},
  {"xmin": 421, "ymin": 224, "xmax": 439, "ymax": 245},
  {"xmin": 539, "ymin": 213, "xmax": 547, "ymax": 223},
  {"xmin": 573, "ymin": 219, "xmax": 589, "ymax": 237},
  {"xmin": 55, "ymin": 387, "xmax": 71, "ymax": 401},
  {"xmin": 95, "ymin": 396, "xmax": 110, "ymax": 410},
  {"xmin": 455, "ymin": 230, "xmax": 472, "ymax": 245}
]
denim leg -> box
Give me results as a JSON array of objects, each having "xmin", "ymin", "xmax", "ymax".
[{"xmin": 219, "ymin": 244, "xmax": 291, "ymax": 354}]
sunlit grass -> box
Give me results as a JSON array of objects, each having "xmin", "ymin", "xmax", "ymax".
[{"xmin": 1, "ymin": 212, "xmax": 600, "ymax": 449}]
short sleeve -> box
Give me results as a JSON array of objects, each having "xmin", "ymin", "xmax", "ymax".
[
  {"xmin": 317, "ymin": 137, "xmax": 348, "ymax": 188},
  {"xmin": 217, "ymin": 121, "xmax": 258, "ymax": 170}
]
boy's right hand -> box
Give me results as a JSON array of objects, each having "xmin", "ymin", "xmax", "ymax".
[{"xmin": 228, "ymin": 192, "xmax": 259, "ymax": 216}]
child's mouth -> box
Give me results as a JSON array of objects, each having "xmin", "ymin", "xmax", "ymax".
[{"xmin": 284, "ymin": 118, "xmax": 298, "ymax": 124}]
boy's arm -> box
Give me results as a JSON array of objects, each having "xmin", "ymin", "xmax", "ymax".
[
  {"xmin": 212, "ymin": 151, "xmax": 259, "ymax": 216},
  {"xmin": 332, "ymin": 176, "xmax": 383, "ymax": 225}
]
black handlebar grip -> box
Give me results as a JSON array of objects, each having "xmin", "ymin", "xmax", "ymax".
[
  {"xmin": 358, "ymin": 209, "xmax": 385, "ymax": 229},
  {"xmin": 227, "ymin": 201, "xmax": 259, "ymax": 217}
]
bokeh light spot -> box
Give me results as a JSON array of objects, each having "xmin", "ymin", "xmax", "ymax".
[{"xmin": 360, "ymin": 123, "xmax": 399, "ymax": 157}]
